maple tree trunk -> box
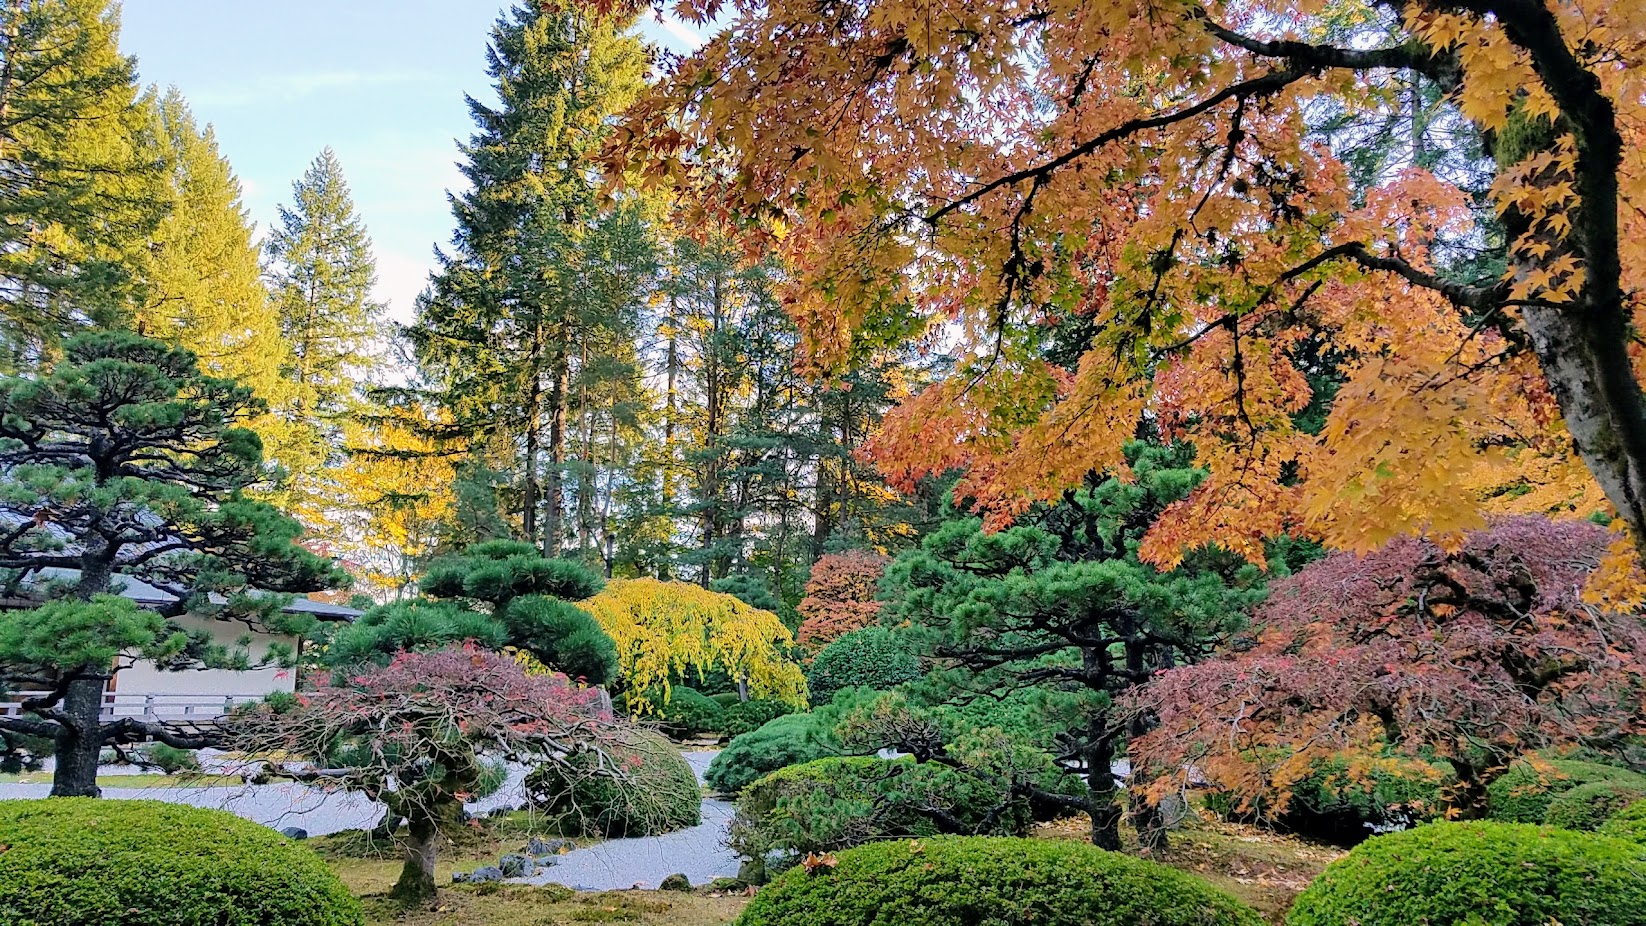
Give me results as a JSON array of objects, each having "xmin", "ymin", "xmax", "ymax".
[{"xmin": 391, "ymin": 807, "xmax": 440, "ymax": 904}]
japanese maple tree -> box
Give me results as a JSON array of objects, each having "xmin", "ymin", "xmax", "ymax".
[
  {"xmin": 235, "ymin": 645, "xmax": 613, "ymax": 902},
  {"xmin": 1128, "ymin": 516, "xmax": 1646, "ymax": 815},
  {"xmin": 589, "ymin": 0, "xmax": 1646, "ymax": 571},
  {"xmin": 796, "ymin": 550, "xmax": 891, "ymax": 648}
]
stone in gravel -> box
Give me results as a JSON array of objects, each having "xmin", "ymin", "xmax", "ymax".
[
  {"xmin": 534, "ymin": 855, "xmax": 559, "ymax": 867},
  {"xmin": 468, "ymin": 866, "xmax": 504, "ymax": 883},
  {"xmin": 525, "ymin": 836, "xmax": 575, "ymax": 855},
  {"xmin": 279, "ymin": 826, "xmax": 308, "ymax": 840},
  {"xmin": 452, "ymin": 872, "xmax": 470, "ymax": 884},
  {"xmin": 499, "ymin": 853, "xmax": 536, "ymax": 878},
  {"xmin": 659, "ymin": 873, "xmax": 691, "ymax": 892}
]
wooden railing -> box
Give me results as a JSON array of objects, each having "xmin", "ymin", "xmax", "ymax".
[{"xmin": 0, "ymin": 691, "xmax": 267, "ymax": 724}]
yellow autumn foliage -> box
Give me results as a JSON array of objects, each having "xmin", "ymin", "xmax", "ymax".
[{"xmin": 576, "ymin": 578, "xmax": 808, "ymax": 715}]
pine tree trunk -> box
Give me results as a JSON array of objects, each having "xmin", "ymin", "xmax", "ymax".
[
  {"xmin": 0, "ymin": 0, "xmax": 22, "ymax": 159},
  {"xmin": 523, "ymin": 314, "xmax": 545, "ymax": 545},
  {"xmin": 50, "ymin": 673, "xmax": 107, "ymax": 798},
  {"xmin": 1083, "ymin": 723, "xmax": 1122, "ymax": 851}
]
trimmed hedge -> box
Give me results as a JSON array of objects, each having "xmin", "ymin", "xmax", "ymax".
[
  {"xmin": 706, "ymin": 712, "xmax": 837, "ymax": 794},
  {"xmin": 737, "ymin": 836, "xmax": 1265, "ymax": 926},
  {"xmin": 1545, "ymin": 780, "xmax": 1646, "ymax": 832},
  {"xmin": 1287, "ymin": 821, "xmax": 1646, "ymax": 926},
  {"xmin": 660, "ymin": 686, "xmax": 727, "ymax": 738},
  {"xmin": 527, "ymin": 727, "xmax": 702, "ymax": 837},
  {"xmin": 1600, "ymin": 800, "xmax": 1646, "ymax": 845},
  {"xmin": 805, "ymin": 627, "xmax": 920, "ymax": 706},
  {"xmin": 0, "ymin": 798, "xmax": 361, "ymax": 926},
  {"xmin": 1486, "ymin": 758, "xmax": 1646, "ymax": 823}
]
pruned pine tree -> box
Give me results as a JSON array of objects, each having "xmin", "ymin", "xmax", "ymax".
[{"xmin": 0, "ymin": 333, "xmax": 347, "ymax": 797}]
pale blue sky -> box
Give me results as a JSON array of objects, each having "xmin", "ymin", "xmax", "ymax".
[{"xmin": 119, "ymin": 1, "xmax": 704, "ymax": 321}]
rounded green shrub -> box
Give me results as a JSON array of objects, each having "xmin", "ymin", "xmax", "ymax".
[
  {"xmin": 1599, "ymin": 800, "xmax": 1646, "ymax": 845},
  {"xmin": 528, "ymin": 727, "xmax": 702, "ymax": 837},
  {"xmin": 0, "ymin": 798, "xmax": 362, "ymax": 926},
  {"xmin": 1546, "ymin": 780, "xmax": 1646, "ymax": 832},
  {"xmin": 737, "ymin": 836, "xmax": 1265, "ymax": 926},
  {"xmin": 1486, "ymin": 758, "xmax": 1646, "ymax": 823},
  {"xmin": 806, "ymin": 627, "xmax": 920, "ymax": 705},
  {"xmin": 660, "ymin": 686, "xmax": 727, "ymax": 738},
  {"xmin": 730, "ymin": 756, "xmax": 1031, "ymax": 870},
  {"xmin": 706, "ymin": 712, "xmax": 837, "ymax": 794},
  {"xmin": 722, "ymin": 699, "xmax": 796, "ymax": 738},
  {"xmin": 1286, "ymin": 821, "xmax": 1646, "ymax": 926}
]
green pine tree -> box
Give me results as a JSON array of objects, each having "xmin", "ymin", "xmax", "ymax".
[
  {"xmin": 264, "ymin": 148, "xmax": 385, "ymax": 527},
  {"xmin": 133, "ymin": 88, "xmax": 310, "ymax": 481},
  {"xmin": 408, "ymin": 3, "xmax": 651, "ymax": 555},
  {"xmin": 0, "ymin": 0, "xmax": 165, "ymax": 369},
  {"xmin": 265, "ymin": 147, "xmax": 383, "ymax": 417},
  {"xmin": 0, "ymin": 332, "xmax": 347, "ymax": 797}
]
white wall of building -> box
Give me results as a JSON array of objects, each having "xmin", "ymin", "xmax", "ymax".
[{"xmin": 112, "ymin": 613, "xmax": 300, "ymax": 699}]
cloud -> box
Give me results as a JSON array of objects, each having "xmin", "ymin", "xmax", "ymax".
[
  {"xmin": 192, "ymin": 70, "xmax": 431, "ymax": 107},
  {"xmin": 654, "ymin": 14, "xmax": 706, "ymax": 49}
]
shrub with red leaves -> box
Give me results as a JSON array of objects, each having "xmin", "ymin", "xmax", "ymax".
[
  {"xmin": 797, "ymin": 551, "xmax": 891, "ymax": 648},
  {"xmin": 1130, "ymin": 517, "xmax": 1646, "ymax": 816}
]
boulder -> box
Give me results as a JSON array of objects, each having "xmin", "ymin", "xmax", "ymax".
[
  {"xmin": 467, "ymin": 866, "xmax": 504, "ymax": 883},
  {"xmin": 660, "ymin": 873, "xmax": 692, "ymax": 892},
  {"xmin": 525, "ymin": 836, "xmax": 575, "ymax": 855},
  {"xmin": 498, "ymin": 853, "xmax": 536, "ymax": 878},
  {"xmin": 278, "ymin": 826, "xmax": 308, "ymax": 840}
]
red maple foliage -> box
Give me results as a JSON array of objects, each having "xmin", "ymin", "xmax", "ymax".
[
  {"xmin": 796, "ymin": 551, "xmax": 891, "ymax": 649},
  {"xmin": 1129, "ymin": 517, "xmax": 1646, "ymax": 813}
]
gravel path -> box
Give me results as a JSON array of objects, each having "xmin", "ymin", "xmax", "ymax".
[{"xmin": 519, "ymin": 750, "xmax": 741, "ymax": 891}]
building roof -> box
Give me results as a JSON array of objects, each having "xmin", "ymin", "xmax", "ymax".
[{"xmin": 0, "ymin": 567, "xmax": 360, "ymax": 623}]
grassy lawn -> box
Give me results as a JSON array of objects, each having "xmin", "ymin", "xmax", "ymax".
[
  {"xmin": 1032, "ymin": 811, "xmax": 1343, "ymax": 923},
  {"xmin": 318, "ymin": 805, "xmax": 1336, "ymax": 926},
  {"xmin": 0, "ymin": 771, "xmax": 240, "ymax": 788}
]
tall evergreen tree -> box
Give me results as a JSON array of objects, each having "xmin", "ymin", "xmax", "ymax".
[
  {"xmin": 0, "ymin": 0, "xmax": 164, "ymax": 369},
  {"xmin": 265, "ymin": 148, "xmax": 383, "ymax": 419},
  {"xmin": 408, "ymin": 4, "xmax": 650, "ymax": 555},
  {"xmin": 133, "ymin": 88, "xmax": 309, "ymax": 479},
  {"xmin": 264, "ymin": 148, "xmax": 384, "ymax": 526}
]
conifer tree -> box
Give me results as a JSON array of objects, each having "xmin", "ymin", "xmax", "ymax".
[
  {"xmin": 265, "ymin": 148, "xmax": 383, "ymax": 418},
  {"xmin": 0, "ymin": 0, "xmax": 164, "ymax": 368},
  {"xmin": 134, "ymin": 89, "xmax": 309, "ymax": 481},
  {"xmin": 408, "ymin": 3, "xmax": 650, "ymax": 554},
  {"xmin": 0, "ymin": 333, "xmax": 346, "ymax": 797},
  {"xmin": 264, "ymin": 148, "xmax": 384, "ymax": 526}
]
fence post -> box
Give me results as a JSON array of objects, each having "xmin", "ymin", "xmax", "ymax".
[
  {"xmin": 143, "ymin": 694, "xmax": 156, "ymax": 722},
  {"xmin": 223, "ymin": 694, "xmax": 234, "ymax": 717}
]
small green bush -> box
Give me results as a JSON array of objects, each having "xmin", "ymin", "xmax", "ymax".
[
  {"xmin": 1486, "ymin": 758, "xmax": 1646, "ymax": 823},
  {"xmin": 723, "ymin": 699, "xmax": 796, "ymax": 738},
  {"xmin": 659, "ymin": 686, "xmax": 727, "ymax": 738},
  {"xmin": 705, "ymin": 712, "xmax": 837, "ymax": 794},
  {"xmin": 1546, "ymin": 780, "xmax": 1646, "ymax": 831},
  {"xmin": 528, "ymin": 727, "xmax": 702, "ymax": 837},
  {"xmin": 1279, "ymin": 753, "xmax": 1453, "ymax": 842},
  {"xmin": 1599, "ymin": 800, "xmax": 1646, "ymax": 845},
  {"xmin": 730, "ymin": 756, "xmax": 1034, "ymax": 870},
  {"xmin": 737, "ymin": 837, "xmax": 1265, "ymax": 926},
  {"xmin": 1288, "ymin": 821, "xmax": 1646, "ymax": 926},
  {"xmin": 806, "ymin": 627, "xmax": 920, "ymax": 705},
  {"xmin": 141, "ymin": 743, "xmax": 200, "ymax": 775},
  {"xmin": 0, "ymin": 798, "xmax": 361, "ymax": 926}
]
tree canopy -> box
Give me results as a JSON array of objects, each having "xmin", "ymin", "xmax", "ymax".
[{"xmin": 594, "ymin": 0, "xmax": 1646, "ymax": 577}]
